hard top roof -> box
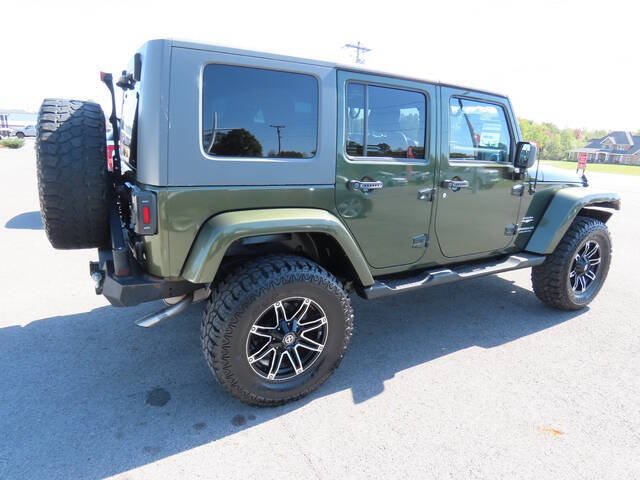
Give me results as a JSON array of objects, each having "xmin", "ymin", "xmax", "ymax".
[{"xmin": 167, "ymin": 38, "xmax": 509, "ymax": 99}]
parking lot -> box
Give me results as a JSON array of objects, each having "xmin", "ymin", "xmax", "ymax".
[{"xmin": 1, "ymin": 139, "xmax": 638, "ymax": 479}]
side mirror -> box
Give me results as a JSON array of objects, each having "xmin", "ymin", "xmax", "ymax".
[{"xmin": 514, "ymin": 141, "xmax": 537, "ymax": 169}]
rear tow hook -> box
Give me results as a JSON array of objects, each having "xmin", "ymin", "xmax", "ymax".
[{"xmin": 135, "ymin": 293, "xmax": 194, "ymax": 328}]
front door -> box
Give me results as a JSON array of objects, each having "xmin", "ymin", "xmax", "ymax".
[
  {"xmin": 335, "ymin": 71, "xmax": 436, "ymax": 269},
  {"xmin": 435, "ymin": 88, "xmax": 523, "ymax": 257}
]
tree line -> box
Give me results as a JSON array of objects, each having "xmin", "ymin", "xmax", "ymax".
[{"xmin": 517, "ymin": 118, "xmax": 613, "ymax": 161}]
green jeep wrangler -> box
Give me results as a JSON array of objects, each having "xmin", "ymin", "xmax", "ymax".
[{"xmin": 36, "ymin": 39, "xmax": 620, "ymax": 406}]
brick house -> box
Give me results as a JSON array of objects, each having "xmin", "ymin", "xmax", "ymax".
[{"xmin": 569, "ymin": 131, "xmax": 640, "ymax": 165}]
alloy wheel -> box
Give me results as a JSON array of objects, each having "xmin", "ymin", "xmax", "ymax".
[
  {"xmin": 570, "ymin": 240, "xmax": 601, "ymax": 294},
  {"xmin": 246, "ymin": 297, "xmax": 328, "ymax": 381}
]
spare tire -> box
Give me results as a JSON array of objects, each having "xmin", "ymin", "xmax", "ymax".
[{"xmin": 36, "ymin": 99, "xmax": 111, "ymax": 249}]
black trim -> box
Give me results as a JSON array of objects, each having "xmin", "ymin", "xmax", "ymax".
[
  {"xmin": 109, "ymin": 197, "xmax": 130, "ymax": 277},
  {"xmin": 100, "ymin": 72, "xmax": 122, "ymax": 176}
]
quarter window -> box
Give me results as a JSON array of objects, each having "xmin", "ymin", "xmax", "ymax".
[
  {"xmin": 202, "ymin": 65, "xmax": 318, "ymax": 158},
  {"xmin": 449, "ymin": 98, "xmax": 511, "ymax": 162},
  {"xmin": 346, "ymin": 83, "xmax": 426, "ymax": 160}
]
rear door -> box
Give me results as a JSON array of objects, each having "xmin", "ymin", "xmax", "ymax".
[
  {"xmin": 335, "ymin": 71, "xmax": 436, "ymax": 269},
  {"xmin": 435, "ymin": 87, "xmax": 523, "ymax": 257}
]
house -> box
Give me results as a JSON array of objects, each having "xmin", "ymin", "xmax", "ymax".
[{"xmin": 569, "ymin": 131, "xmax": 640, "ymax": 165}]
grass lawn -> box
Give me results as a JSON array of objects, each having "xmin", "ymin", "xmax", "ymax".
[{"xmin": 541, "ymin": 160, "xmax": 640, "ymax": 176}]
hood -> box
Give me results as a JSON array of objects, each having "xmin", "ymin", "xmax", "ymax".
[{"xmin": 528, "ymin": 162, "xmax": 585, "ymax": 185}]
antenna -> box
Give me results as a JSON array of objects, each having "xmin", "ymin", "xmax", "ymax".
[{"xmin": 344, "ymin": 41, "xmax": 371, "ymax": 64}]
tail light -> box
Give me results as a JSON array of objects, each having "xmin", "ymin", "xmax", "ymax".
[
  {"xmin": 131, "ymin": 189, "xmax": 157, "ymax": 235},
  {"xmin": 142, "ymin": 205, "xmax": 151, "ymax": 225},
  {"xmin": 106, "ymin": 142, "xmax": 115, "ymax": 171}
]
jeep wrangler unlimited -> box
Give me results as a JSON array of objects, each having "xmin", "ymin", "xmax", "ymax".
[{"xmin": 36, "ymin": 39, "xmax": 620, "ymax": 406}]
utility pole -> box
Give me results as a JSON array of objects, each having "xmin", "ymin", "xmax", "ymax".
[
  {"xmin": 270, "ymin": 124, "xmax": 285, "ymax": 155},
  {"xmin": 344, "ymin": 41, "xmax": 371, "ymax": 64}
]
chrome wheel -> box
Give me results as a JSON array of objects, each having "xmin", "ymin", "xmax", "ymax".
[
  {"xmin": 570, "ymin": 240, "xmax": 601, "ymax": 294},
  {"xmin": 246, "ymin": 297, "xmax": 328, "ymax": 381}
]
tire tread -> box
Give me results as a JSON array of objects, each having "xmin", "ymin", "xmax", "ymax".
[
  {"xmin": 200, "ymin": 254, "xmax": 354, "ymax": 407},
  {"xmin": 531, "ymin": 216, "xmax": 611, "ymax": 310},
  {"xmin": 36, "ymin": 98, "xmax": 110, "ymax": 249}
]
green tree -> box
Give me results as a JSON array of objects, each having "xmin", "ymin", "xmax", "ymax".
[
  {"xmin": 518, "ymin": 118, "xmax": 613, "ymax": 161},
  {"xmin": 210, "ymin": 128, "xmax": 263, "ymax": 157}
]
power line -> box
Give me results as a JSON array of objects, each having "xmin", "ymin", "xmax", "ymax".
[
  {"xmin": 344, "ymin": 41, "xmax": 371, "ymax": 64},
  {"xmin": 270, "ymin": 124, "xmax": 286, "ymax": 154}
]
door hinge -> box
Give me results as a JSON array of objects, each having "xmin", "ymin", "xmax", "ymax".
[
  {"xmin": 504, "ymin": 224, "xmax": 518, "ymax": 236},
  {"xmin": 412, "ymin": 233, "xmax": 429, "ymax": 248},
  {"xmin": 417, "ymin": 188, "xmax": 435, "ymax": 201}
]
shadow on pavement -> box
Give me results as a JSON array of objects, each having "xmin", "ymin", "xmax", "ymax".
[
  {"xmin": 0, "ymin": 275, "xmax": 585, "ymax": 478},
  {"xmin": 5, "ymin": 211, "xmax": 43, "ymax": 230}
]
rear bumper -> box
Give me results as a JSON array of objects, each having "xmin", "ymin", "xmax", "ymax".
[
  {"xmin": 91, "ymin": 249, "xmax": 200, "ymax": 307},
  {"xmin": 91, "ymin": 196, "xmax": 202, "ymax": 307}
]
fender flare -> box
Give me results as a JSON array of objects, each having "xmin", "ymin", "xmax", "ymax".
[
  {"xmin": 525, "ymin": 188, "xmax": 621, "ymax": 254},
  {"xmin": 181, "ymin": 208, "xmax": 374, "ymax": 286}
]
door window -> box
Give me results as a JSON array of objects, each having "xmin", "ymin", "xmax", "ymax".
[
  {"xmin": 449, "ymin": 98, "xmax": 511, "ymax": 162},
  {"xmin": 346, "ymin": 83, "xmax": 426, "ymax": 160}
]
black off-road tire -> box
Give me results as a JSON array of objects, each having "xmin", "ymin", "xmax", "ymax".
[
  {"xmin": 201, "ymin": 254, "xmax": 354, "ymax": 406},
  {"xmin": 532, "ymin": 216, "xmax": 611, "ymax": 310},
  {"xmin": 36, "ymin": 98, "xmax": 110, "ymax": 249}
]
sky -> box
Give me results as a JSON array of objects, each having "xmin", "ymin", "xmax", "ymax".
[{"xmin": 2, "ymin": 0, "xmax": 638, "ymax": 131}]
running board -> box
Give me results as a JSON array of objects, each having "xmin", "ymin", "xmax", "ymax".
[{"xmin": 362, "ymin": 253, "xmax": 546, "ymax": 300}]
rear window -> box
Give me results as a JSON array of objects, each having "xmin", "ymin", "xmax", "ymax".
[{"xmin": 202, "ymin": 65, "xmax": 318, "ymax": 159}]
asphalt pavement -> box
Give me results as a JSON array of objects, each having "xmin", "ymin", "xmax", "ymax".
[{"xmin": 1, "ymin": 139, "xmax": 638, "ymax": 479}]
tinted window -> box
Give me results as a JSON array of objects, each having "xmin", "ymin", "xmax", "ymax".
[
  {"xmin": 202, "ymin": 65, "xmax": 318, "ymax": 158},
  {"xmin": 449, "ymin": 98, "xmax": 511, "ymax": 162},
  {"xmin": 346, "ymin": 83, "xmax": 426, "ymax": 160}
]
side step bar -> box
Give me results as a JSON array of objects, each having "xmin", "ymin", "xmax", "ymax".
[{"xmin": 362, "ymin": 253, "xmax": 546, "ymax": 300}]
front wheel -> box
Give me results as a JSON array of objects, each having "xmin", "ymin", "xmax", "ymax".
[
  {"xmin": 16, "ymin": 132, "xmax": 25, "ymax": 139},
  {"xmin": 201, "ymin": 254, "xmax": 354, "ymax": 406},
  {"xmin": 532, "ymin": 216, "xmax": 612, "ymax": 310}
]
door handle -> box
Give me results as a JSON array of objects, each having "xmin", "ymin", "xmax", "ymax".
[
  {"xmin": 417, "ymin": 187, "xmax": 435, "ymax": 201},
  {"xmin": 441, "ymin": 179, "xmax": 470, "ymax": 191},
  {"xmin": 347, "ymin": 180, "xmax": 384, "ymax": 193}
]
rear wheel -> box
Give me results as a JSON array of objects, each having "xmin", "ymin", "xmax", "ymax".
[
  {"xmin": 36, "ymin": 98, "xmax": 110, "ymax": 249},
  {"xmin": 16, "ymin": 131, "xmax": 24, "ymax": 139},
  {"xmin": 532, "ymin": 216, "xmax": 611, "ymax": 310},
  {"xmin": 201, "ymin": 254, "xmax": 354, "ymax": 406}
]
